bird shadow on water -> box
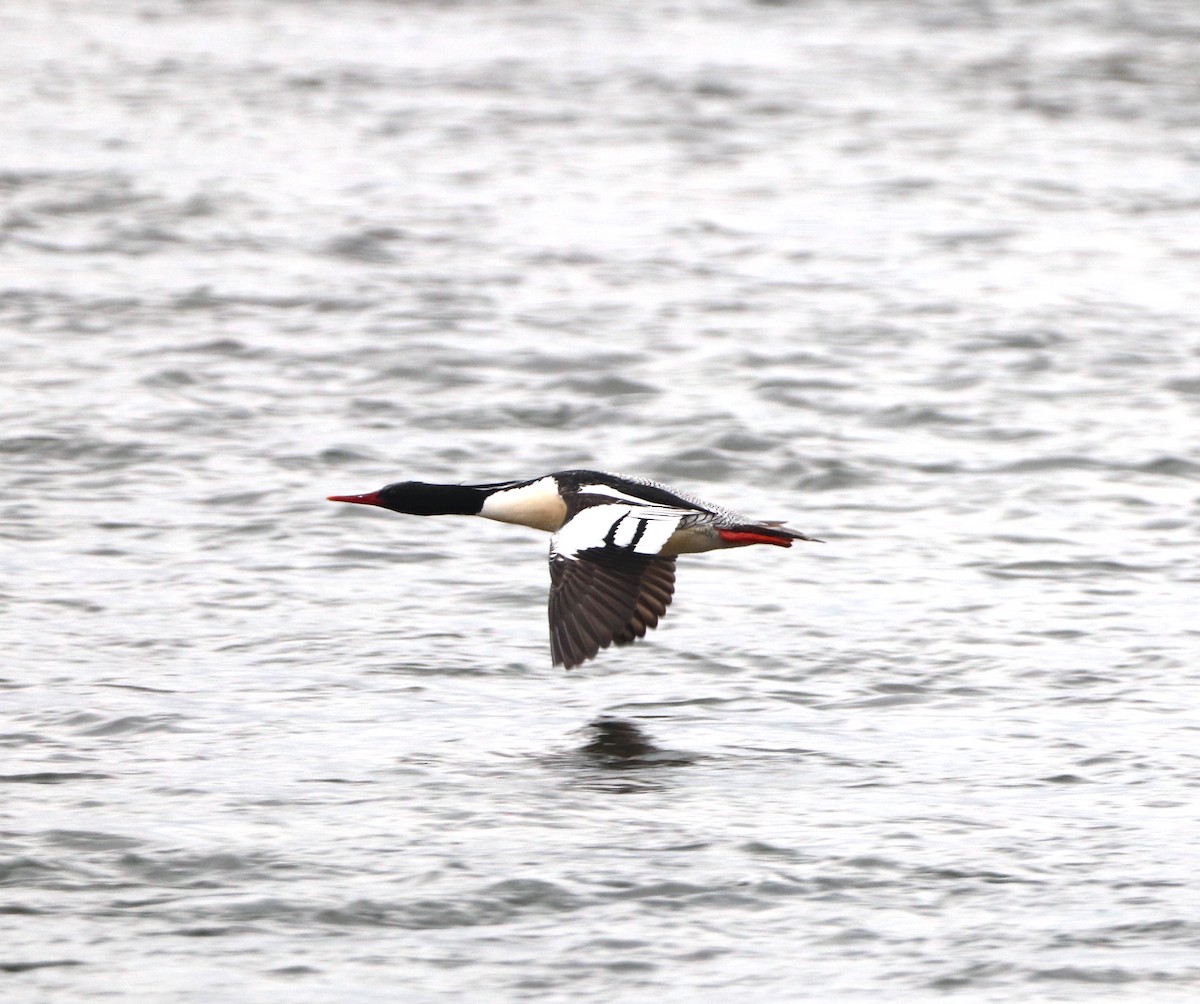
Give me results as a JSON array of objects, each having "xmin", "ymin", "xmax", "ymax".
[{"xmin": 541, "ymin": 716, "xmax": 700, "ymax": 793}]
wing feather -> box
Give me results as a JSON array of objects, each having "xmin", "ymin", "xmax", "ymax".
[
  {"xmin": 546, "ymin": 498, "xmax": 687, "ymax": 669},
  {"xmin": 549, "ymin": 554, "xmax": 676, "ymax": 668}
]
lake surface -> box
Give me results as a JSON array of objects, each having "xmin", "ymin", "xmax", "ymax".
[{"xmin": 3, "ymin": 0, "xmax": 1200, "ymax": 1000}]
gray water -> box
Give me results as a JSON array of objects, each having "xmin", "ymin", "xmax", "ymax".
[{"xmin": 3, "ymin": 0, "xmax": 1200, "ymax": 1000}]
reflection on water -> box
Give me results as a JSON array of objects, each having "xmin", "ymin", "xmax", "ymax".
[
  {"xmin": 538, "ymin": 717, "xmax": 699, "ymax": 792},
  {"xmin": 582, "ymin": 716, "xmax": 663, "ymax": 762},
  {"xmin": 578, "ymin": 716, "xmax": 699, "ymax": 771}
]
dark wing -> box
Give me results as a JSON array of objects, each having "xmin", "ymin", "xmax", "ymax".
[
  {"xmin": 547, "ymin": 500, "xmax": 688, "ymax": 669},
  {"xmin": 609, "ymin": 556, "xmax": 676, "ymax": 647},
  {"xmin": 548, "ymin": 550, "xmax": 676, "ymax": 669}
]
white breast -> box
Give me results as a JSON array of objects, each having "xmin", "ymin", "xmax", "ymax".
[{"xmin": 479, "ymin": 477, "xmax": 568, "ymax": 532}]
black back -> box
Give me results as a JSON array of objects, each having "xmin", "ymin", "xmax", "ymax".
[{"xmin": 552, "ymin": 469, "xmax": 714, "ymax": 513}]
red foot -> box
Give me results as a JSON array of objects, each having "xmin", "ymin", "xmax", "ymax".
[{"xmin": 717, "ymin": 529, "xmax": 793, "ymax": 548}]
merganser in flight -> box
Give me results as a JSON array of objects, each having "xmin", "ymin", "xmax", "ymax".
[{"xmin": 328, "ymin": 470, "xmax": 819, "ymax": 670}]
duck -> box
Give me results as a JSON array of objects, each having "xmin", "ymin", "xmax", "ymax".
[{"xmin": 328, "ymin": 469, "xmax": 819, "ymax": 669}]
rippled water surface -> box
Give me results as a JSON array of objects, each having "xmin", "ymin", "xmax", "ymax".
[{"xmin": 4, "ymin": 0, "xmax": 1200, "ymax": 1000}]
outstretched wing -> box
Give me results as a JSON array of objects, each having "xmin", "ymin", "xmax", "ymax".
[
  {"xmin": 547, "ymin": 505, "xmax": 683, "ymax": 669},
  {"xmin": 608, "ymin": 556, "xmax": 676, "ymax": 647}
]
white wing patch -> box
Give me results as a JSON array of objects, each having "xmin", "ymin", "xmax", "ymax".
[
  {"xmin": 576, "ymin": 483, "xmax": 663, "ymax": 508},
  {"xmin": 608, "ymin": 514, "xmax": 641, "ymax": 548},
  {"xmin": 552, "ymin": 505, "xmax": 684, "ymax": 560}
]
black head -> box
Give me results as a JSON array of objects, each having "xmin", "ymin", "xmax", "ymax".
[{"xmin": 328, "ymin": 480, "xmax": 487, "ymax": 516}]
